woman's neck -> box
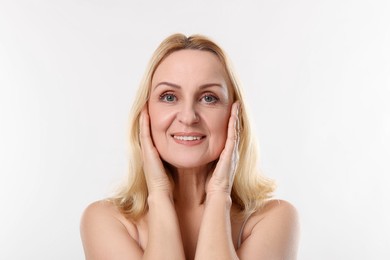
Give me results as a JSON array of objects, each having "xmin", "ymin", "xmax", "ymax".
[{"xmin": 169, "ymin": 164, "xmax": 214, "ymax": 208}]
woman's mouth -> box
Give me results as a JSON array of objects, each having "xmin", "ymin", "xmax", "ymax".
[{"xmin": 171, "ymin": 133, "xmax": 206, "ymax": 145}]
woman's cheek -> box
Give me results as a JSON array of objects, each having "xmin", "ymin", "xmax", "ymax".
[
  {"xmin": 149, "ymin": 106, "xmax": 175, "ymax": 142},
  {"xmin": 210, "ymin": 110, "xmax": 230, "ymax": 151}
]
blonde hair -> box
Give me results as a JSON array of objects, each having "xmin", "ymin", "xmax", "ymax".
[{"xmin": 112, "ymin": 33, "xmax": 275, "ymax": 220}]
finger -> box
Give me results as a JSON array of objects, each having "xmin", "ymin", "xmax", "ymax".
[
  {"xmin": 222, "ymin": 101, "xmax": 240, "ymax": 161},
  {"xmin": 139, "ymin": 106, "xmax": 162, "ymax": 172},
  {"xmin": 139, "ymin": 106, "xmax": 171, "ymax": 191},
  {"xmin": 213, "ymin": 102, "xmax": 240, "ymax": 177},
  {"xmin": 233, "ymin": 102, "xmax": 240, "ymax": 163},
  {"xmin": 207, "ymin": 102, "xmax": 240, "ymax": 193},
  {"xmin": 139, "ymin": 106, "xmax": 156, "ymax": 153}
]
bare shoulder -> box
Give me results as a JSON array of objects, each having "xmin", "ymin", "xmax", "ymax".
[
  {"xmin": 258, "ymin": 199, "xmax": 299, "ymax": 222},
  {"xmin": 81, "ymin": 200, "xmax": 126, "ymax": 221},
  {"xmin": 248, "ymin": 199, "xmax": 299, "ymax": 238},
  {"xmin": 80, "ymin": 200, "xmax": 143, "ymax": 259},
  {"xmin": 237, "ymin": 199, "xmax": 300, "ymax": 259},
  {"xmin": 81, "ymin": 199, "xmax": 118, "ymax": 220},
  {"xmin": 81, "ymin": 200, "xmax": 132, "ymax": 230}
]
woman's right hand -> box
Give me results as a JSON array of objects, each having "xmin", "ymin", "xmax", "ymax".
[
  {"xmin": 138, "ymin": 106, "xmax": 186, "ymax": 260},
  {"xmin": 139, "ymin": 106, "xmax": 173, "ymax": 197}
]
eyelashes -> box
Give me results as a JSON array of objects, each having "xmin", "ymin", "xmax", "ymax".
[
  {"xmin": 159, "ymin": 92, "xmax": 177, "ymax": 102},
  {"xmin": 201, "ymin": 94, "xmax": 219, "ymax": 104},
  {"xmin": 159, "ymin": 91, "xmax": 220, "ymax": 105}
]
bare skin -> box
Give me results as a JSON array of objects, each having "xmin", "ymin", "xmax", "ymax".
[{"xmin": 80, "ymin": 50, "xmax": 299, "ymax": 260}]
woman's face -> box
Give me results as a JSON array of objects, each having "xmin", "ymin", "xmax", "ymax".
[{"xmin": 148, "ymin": 49, "xmax": 232, "ymax": 170}]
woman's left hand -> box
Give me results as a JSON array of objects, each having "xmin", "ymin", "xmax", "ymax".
[{"xmin": 206, "ymin": 101, "xmax": 240, "ymax": 195}]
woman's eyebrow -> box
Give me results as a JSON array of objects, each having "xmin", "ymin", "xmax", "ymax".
[
  {"xmin": 199, "ymin": 83, "xmax": 224, "ymax": 89},
  {"xmin": 153, "ymin": 82, "xmax": 224, "ymax": 90},
  {"xmin": 154, "ymin": 81, "xmax": 181, "ymax": 90}
]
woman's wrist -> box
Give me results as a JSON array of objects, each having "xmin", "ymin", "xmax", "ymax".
[
  {"xmin": 204, "ymin": 191, "xmax": 232, "ymax": 207},
  {"xmin": 147, "ymin": 191, "xmax": 174, "ymax": 205}
]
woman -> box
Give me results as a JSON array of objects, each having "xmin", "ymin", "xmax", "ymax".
[{"xmin": 80, "ymin": 34, "xmax": 299, "ymax": 259}]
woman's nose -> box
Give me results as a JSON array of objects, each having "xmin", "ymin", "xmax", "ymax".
[{"xmin": 177, "ymin": 104, "xmax": 200, "ymax": 125}]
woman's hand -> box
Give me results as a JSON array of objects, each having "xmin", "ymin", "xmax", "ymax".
[
  {"xmin": 139, "ymin": 106, "xmax": 186, "ymax": 260},
  {"xmin": 139, "ymin": 106, "xmax": 173, "ymax": 197},
  {"xmin": 195, "ymin": 102, "xmax": 240, "ymax": 260},
  {"xmin": 206, "ymin": 101, "xmax": 240, "ymax": 195}
]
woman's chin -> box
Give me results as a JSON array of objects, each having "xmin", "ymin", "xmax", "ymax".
[{"xmin": 162, "ymin": 157, "xmax": 217, "ymax": 172}]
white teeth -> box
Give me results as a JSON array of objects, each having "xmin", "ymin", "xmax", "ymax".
[{"xmin": 173, "ymin": 136, "xmax": 202, "ymax": 141}]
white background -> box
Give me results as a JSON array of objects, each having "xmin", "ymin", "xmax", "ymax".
[{"xmin": 1, "ymin": 0, "xmax": 389, "ymax": 259}]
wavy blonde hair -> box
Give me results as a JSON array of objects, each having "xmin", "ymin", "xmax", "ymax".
[{"xmin": 112, "ymin": 33, "xmax": 275, "ymax": 220}]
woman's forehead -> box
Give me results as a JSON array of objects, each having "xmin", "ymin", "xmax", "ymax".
[{"xmin": 152, "ymin": 50, "xmax": 229, "ymax": 88}]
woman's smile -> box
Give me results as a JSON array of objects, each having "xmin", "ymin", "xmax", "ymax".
[{"xmin": 171, "ymin": 132, "xmax": 206, "ymax": 145}]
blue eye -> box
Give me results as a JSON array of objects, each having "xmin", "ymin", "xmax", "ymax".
[
  {"xmin": 160, "ymin": 93, "xmax": 176, "ymax": 103},
  {"xmin": 201, "ymin": 94, "xmax": 218, "ymax": 104}
]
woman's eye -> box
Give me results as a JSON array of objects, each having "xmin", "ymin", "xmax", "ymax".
[
  {"xmin": 201, "ymin": 94, "xmax": 219, "ymax": 104},
  {"xmin": 160, "ymin": 93, "xmax": 177, "ymax": 102}
]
